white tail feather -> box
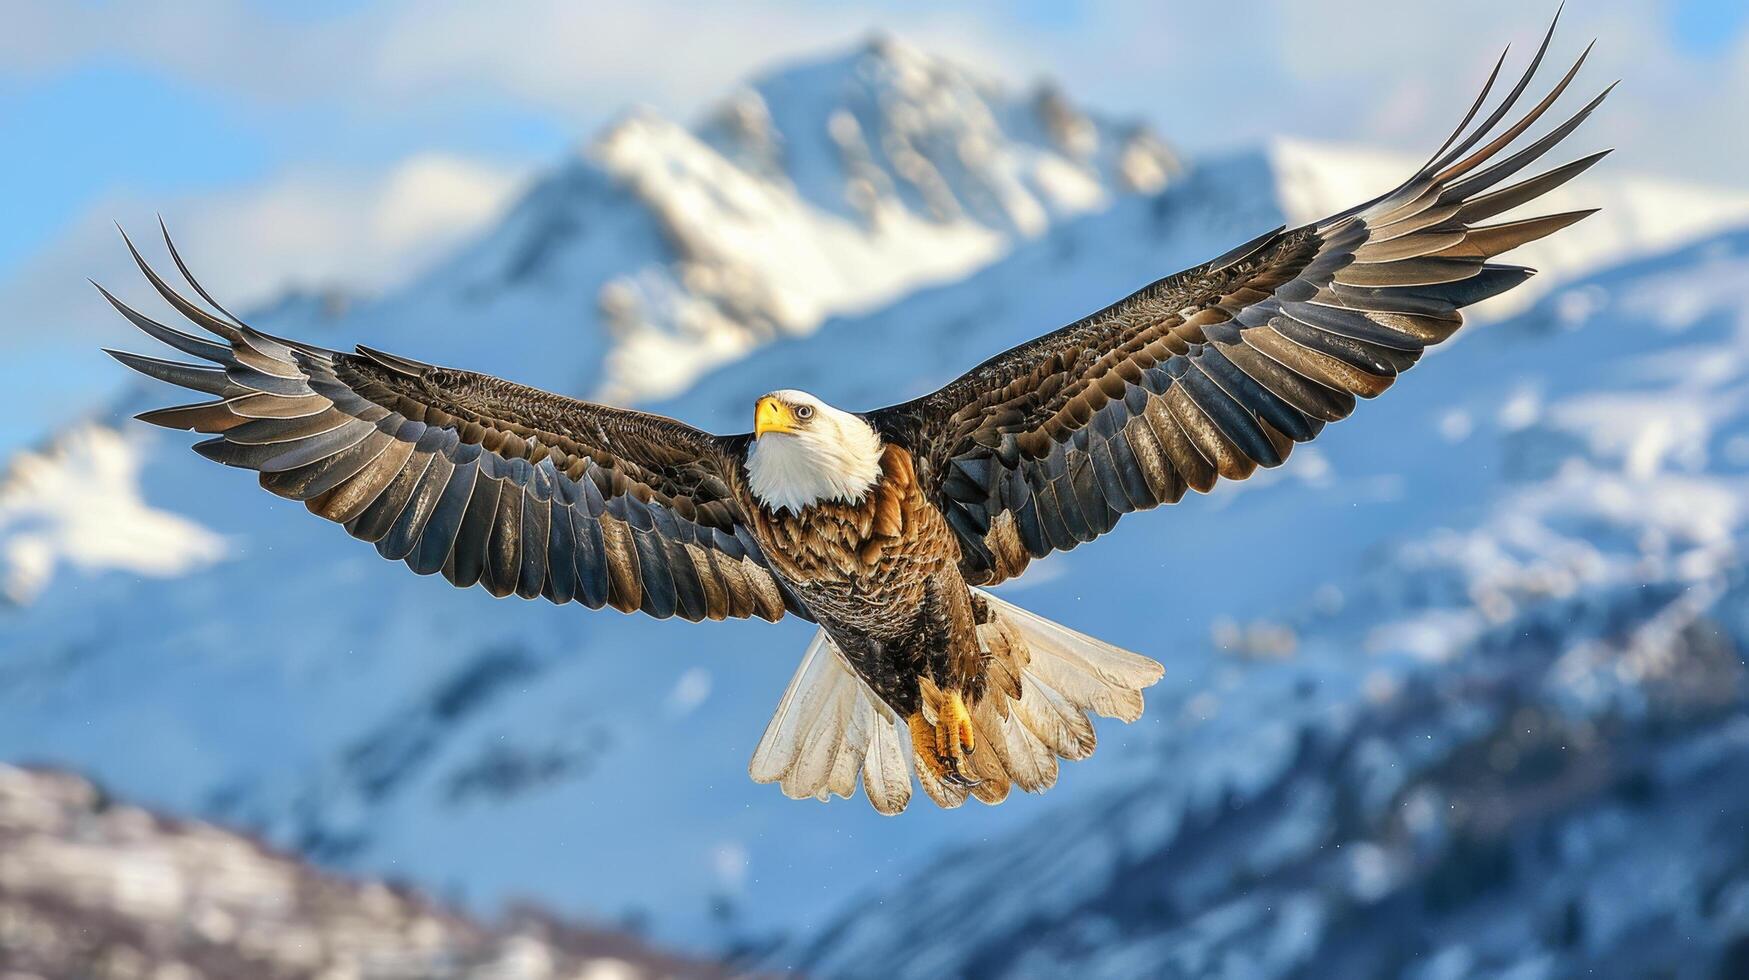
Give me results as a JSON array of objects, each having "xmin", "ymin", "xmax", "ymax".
[
  {"xmin": 749, "ymin": 630, "xmax": 912, "ymax": 816},
  {"xmin": 960, "ymin": 589, "xmax": 1164, "ymax": 800},
  {"xmin": 980, "ymin": 590, "xmax": 1165, "ymax": 723},
  {"xmin": 749, "ymin": 593, "xmax": 1162, "ymax": 814}
]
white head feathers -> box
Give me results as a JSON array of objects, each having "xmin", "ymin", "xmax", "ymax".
[{"xmin": 746, "ymin": 389, "xmax": 884, "ymax": 515}]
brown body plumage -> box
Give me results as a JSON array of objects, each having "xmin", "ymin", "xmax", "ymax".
[
  {"xmin": 102, "ymin": 16, "xmax": 1607, "ymax": 813},
  {"xmin": 745, "ymin": 444, "xmax": 983, "ymax": 716}
]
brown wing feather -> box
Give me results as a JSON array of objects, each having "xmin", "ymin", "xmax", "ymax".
[
  {"xmin": 105, "ymin": 229, "xmax": 807, "ymax": 623},
  {"xmin": 872, "ymin": 19, "xmax": 1609, "ymax": 585}
]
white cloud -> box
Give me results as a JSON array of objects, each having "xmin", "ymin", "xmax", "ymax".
[
  {"xmin": 3, "ymin": 1, "xmax": 1741, "ymax": 188},
  {"xmin": 664, "ymin": 668, "xmax": 713, "ymax": 718},
  {"xmin": 0, "ymin": 153, "xmax": 524, "ymax": 343}
]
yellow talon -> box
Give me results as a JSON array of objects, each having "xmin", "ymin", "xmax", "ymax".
[
  {"xmin": 908, "ymin": 689, "xmax": 978, "ymax": 787},
  {"xmin": 937, "ymin": 689, "xmax": 975, "ymax": 768}
]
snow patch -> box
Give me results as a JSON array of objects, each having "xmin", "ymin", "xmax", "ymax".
[{"xmin": 0, "ymin": 424, "xmax": 223, "ymax": 605}]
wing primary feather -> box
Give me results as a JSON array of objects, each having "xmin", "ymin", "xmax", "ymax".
[
  {"xmin": 1454, "ymin": 150, "xmax": 1609, "ymax": 224},
  {"xmin": 409, "ymin": 455, "xmax": 478, "ymax": 576},
  {"xmin": 1415, "ymin": 43, "xmax": 1513, "ymax": 173},
  {"xmin": 256, "ymin": 421, "xmax": 374, "ymax": 473},
  {"xmin": 106, "ymin": 350, "xmax": 238, "ymax": 397},
  {"xmin": 1335, "ymin": 256, "xmax": 1482, "ymax": 288},
  {"xmin": 1220, "ymin": 341, "xmax": 1349, "ymax": 424},
  {"xmin": 226, "ymin": 392, "xmax": 330, "ymax": 420},
  {"xmin": 483, "ymin": 479, "xmax": 524, "ymax": 598},
  {"xmin": 542, "ymin": 469, "xmax": 580, "ymax": 604},
  {"xmin": 1443, "ymin": 264, "xmax": 1536, "ymax": 307},
  {"xmin": 863, "ymin": 13, "xmax": 1599, "ymax": 585},
  {"xmin": 446, "ymin": 474, "xmax": 503, "ymax": 589},
  {"xmin": 351, "ymin": 427, "xmax": 446, "ymax": 544},
  {"xmin": 158, "ymin": 218, "xmax": 249, "ymax": 328},
  {"xmin": 348, "ymin": 449, "xmax": 432, "ymax": 543},
  {"xmin": 378, "ymin": 447, "xmax": 456, "ymax": 561},
  {"xmin": 117, "ymin": 226, "xmax": 252, "ymax": 347},
  {"xmin": 1278, "ymin": 301, "xmax": 1424, "ymax": 352},
  {"xmin": 1437, "ymin": 210, "xmax": 1599, "ymax": 259},
  {"xmin": 1269, "ymin": 318, "xmax": 1415, "ymax": 376},
  {"xmin": 1433, "ymin": 41, "xmax": 1596, "ymax": 187},
  {"xmin": 311, "ymin": 435, "xmax": 415, "ymax": 522},
  {"xmin": 226, "ymin": 408, "xmax": 353, "ymax": 446},
  {"xmin": 1426, "ymin": 12, "xmax": 1563, "ymax": 179},
  {"xmin": 94, "ymin": 283, "xmax": 232, "ymax": 363},
  {"xmin": 1179, "ymin": 364, "xmax": 1283, "ymax": 467},
  {"xmin": 1196, "ymin": 347, "xmax": 1317, "ymax": 442},
  {"xmin": 134, "ymin": 400, "xmax": 243, "ymax": 433},
  {"xmin": 631, "ymin": 525, "xmax": 678, "ymax": 619},
  {"xmin": 573, "ymin": 511, "xmax": 612, "ymax": 610},
  {"xmin": 1440, "ymin": 82, "xmax": 1615, "ymax": 205},
  {"xmin": 262, "ymin": 428, "xmax": 395, "ymax": 501},
  {"xmin": 518, "ymin": 469, "xmax": 553, "ymax": 601},
  {"xmin": 109, "ymin": 235, "xmax": 771, "ymax": 623}
]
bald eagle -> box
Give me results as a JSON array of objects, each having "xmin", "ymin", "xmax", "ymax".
[{"xmin": 104, "ymin": 22, "xmax": 1606, "ymax": 814}]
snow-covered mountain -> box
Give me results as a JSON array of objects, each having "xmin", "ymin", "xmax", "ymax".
[{"xmin": 6, "ymin": 34, "xmax": 1749, "ymax": 962}]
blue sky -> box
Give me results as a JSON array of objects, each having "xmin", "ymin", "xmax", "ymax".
[
  {"xmin": 0, "ymin": 0, "xmax": 1745, "ymax": 452},
  {"xmin": 0, "ymin": 63, "xmax": 565, "ymax": 272},
  {"xmin": 5, "ymin": 0, "xmax": 1747, "ymax": 300},
  {"xmin": 1671, "ymin": 0, "xmax": 1749, "ymax": 54}
]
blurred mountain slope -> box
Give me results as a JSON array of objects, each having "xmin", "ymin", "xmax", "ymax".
[{"xmin": 0, "ymin": 764, "xmax": 726, "ymax": 979}]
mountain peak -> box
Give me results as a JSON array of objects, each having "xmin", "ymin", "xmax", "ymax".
[
  {"xmin": 746, "ymin": 29, "xmax": 985, "ymax": 101},
  {"xmin": 414, "ymin": 34, "xmax": 1183, "ymax": 403}
]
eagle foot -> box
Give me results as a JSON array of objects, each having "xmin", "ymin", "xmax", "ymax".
[{"xmin": 908, "ymin": 690, "xmax": 978, "ymax": 787}]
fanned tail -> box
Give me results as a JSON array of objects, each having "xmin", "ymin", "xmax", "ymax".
[{"xmin": 750, "ymin": 593, "xmax": 1162, "ymax": 814}]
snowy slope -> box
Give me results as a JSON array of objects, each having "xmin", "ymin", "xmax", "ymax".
[
  {"xmin": 0, "ymin": 764, "xmax": 726, "ymax": 978},
  {"xmin": 6, "ymin": 37, "xmax": 1749, "ymax": 957},
  {"xmin": 785, "ymin": 230, "xmax": 1749, "ymax": 978},
  {"xmin": 0, "ymin": 424, "xmax": 222, "ymax": 606}
]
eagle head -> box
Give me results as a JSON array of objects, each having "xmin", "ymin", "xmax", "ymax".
[{"xmin": 747, "ymin": 389, "xmax": 883, "ymax": 515}]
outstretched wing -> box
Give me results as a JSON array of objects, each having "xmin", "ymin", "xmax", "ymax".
[
  {"xmin": 104, "ymin": 230, "xmax": 806, "ymax": 622},
  {"xmin": 872, "ymin": 20, "xmax": 1609, "ymax": 585}
]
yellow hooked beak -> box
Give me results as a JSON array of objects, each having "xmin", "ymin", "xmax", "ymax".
[{"xmin": 755, "ymin": 396, "xmax": 798, "ymax": 437}]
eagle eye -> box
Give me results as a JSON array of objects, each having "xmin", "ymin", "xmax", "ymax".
[{"xmin": 794, "ymin": 404, "xmax": 815, "ymax": 421}]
